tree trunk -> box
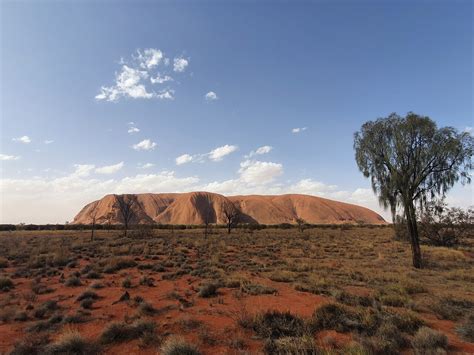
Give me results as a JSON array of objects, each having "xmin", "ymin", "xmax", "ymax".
[
  {"xmin": 124, "ymin": 223, "xmax": 128, "ymax": 237},
  {"xmin": 404, "ymin": 199, "xmax": 422, "ymax": 268},
  {"xmin": 227, "ymin": 223, "xmax": 231, "ymax": 234}
]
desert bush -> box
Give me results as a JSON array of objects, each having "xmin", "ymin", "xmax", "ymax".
[
  {"xmin": 100, "ymin": 320, "xmax": 157, "ymax": 344},
  {"xmin": 0, "ymin": 277, "xmax": 14, "ymax": 291},
  {"xmin": 0, "ymin": 257, "xmax": 9, "ymax": 268},
  {"xmin": 241, "ymin": 282, "xmax": 276, "ymax": 295},
  {"xmin": 253, "ymin": 310, "xmax": 306, "ymax": 339},
  {"xmin": 311, "ymin": 303, "xmax": 361, "ymax": 333},
  {"xmin": 418, "ymin": 201, "xmax": 473, "ymax": 247},
  {"xmin": 138, "ymin": 302, "xmax": 157, "ymax": 316},
  {"xmin": 412, "ymin": 327, "xmax": 448, "ymax": 354},
  {"xmin": 46, "ymin": 329, "xmax": 100, "ymax": 354},
  {"xmin": 121, "ymin": 276, "xmax": 132, "ymax": 288},
  {"xmin": 80, "ymin": 299, "xmax": 94, "ymax": 309},
  {"xmin": 268, "ymin": 270, "xmax": 296, "ymax": 283},
  {"xmin": 85, "ymin": 271, "xmax": 102, "ymax": 279},
  {"xmin": 65, "ymin": 276, "xmax": 82, "ymax": 287},
  {"xmin": 334, "ymin": 290, "xmax": 373, "ymax": 307},
  {"xmin": 198, "ymin": 283, "xmax": 219, "ymax": 298},
  {"xmin": 430, "ymin": 297, "xmax": 474, "ymax": 321},
  {"xmin": 263, "ymin": 336, "xmax": 319, "ymax": 355},
  {"xmin": 33, "ymin": 300, "xmax": 59, "ymax": 319},
  {"xmin": 139, "ymin": 276, "xmax": 155, "ymax": 286},
  {"xmin": 103, "ymin": 257, "xmax": 137, "ymax": 273},
  {"xmin": 457, "ymin": 313, "xmax": 474, "ymax": 342},
  {"xmin": 10, "ymin": 334, "xmax": 50, "ymax": 355},
  {"xmin": 76, "ymin": 290, "xmax": 99, "ymax": 302},
  {"xmin": 160, "ymin": 336, "xmax": 201, "ymax": 355}
]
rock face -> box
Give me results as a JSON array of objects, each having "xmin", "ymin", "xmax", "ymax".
[{"xmin": 72, "ymin": 192, "xmax": 385, "ymax": 225}]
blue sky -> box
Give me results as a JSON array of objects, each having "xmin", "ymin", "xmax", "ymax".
[{"xmin": 1, "ymin": 0, "xmax": 472, "ymax": 223}]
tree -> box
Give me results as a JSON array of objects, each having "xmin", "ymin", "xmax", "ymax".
[
  {"xmin": 203, "ymin": 195, "xmax": 214, "ymax": 238},
  {"xmin": 114, "ymin": 194, "xmax": 136, "ymax": 237},
  {"xmin": 295, "ymin": 217, "xmax": 306, "ymax": 233},
  {"xmin": 221, "ymin": 201, "xmax": 241, "ymax": 234},
  {"xmin": 354, "ymin": 112, "xmax": 473, "ymax": 268}
]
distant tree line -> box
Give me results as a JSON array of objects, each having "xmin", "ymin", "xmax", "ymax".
[{"xmin": 0, "ymin": 222, "xmax": 390, "ymax": 232}]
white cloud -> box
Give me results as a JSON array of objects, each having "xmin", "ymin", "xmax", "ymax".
[
  {"xmin": 292, "ymin": 127, "xmax": 307, "ymax": 134},
  {"xmin": 132, "ymin": 139, "xmax": 157, "ymax": 151},
  {"xmin": 95, "ymin": 162, "xmax": 124, "ymax": 174},
  {"xmin": 97, "ymin": 49, "xmax": 187, "ymax": 102},
  {"xmin": 287, "ymin": 179, "xmax": 338, "ymax": 196},
  {"xmin": 138, "ymin": 163, "xmax": 155, "ymax": 169},
  {"xmin": 96, "ymin": 65, "xmax": 153, "ymax": 102},
  {"xmin": 208, "ymin": 145, "xmax": 238, "ymax": 161},
  {"xmin": 136, "ymin": 48, "xmax": 163, "ymax": 69},
  {"xmin": 156, "ymin": 89, "xmax": 174, "ymax": 100},
  {"xmin": 72, "ymin": 164, "xmax": 95, "ymax": 177},
  {"xmin": 13, "ymin": 136, "xmax": 31, "ymax": 144},
  {"xmin": 128, "ymin": 126, "xmax": 140, "ymax": 134},
  {"xmin": 176, "ymin": 154, "xmax": 194, "ymax": 165},
  {"xmin": 0, "ymin": 154, "xmax": 20, "ymax": 161},
  {"xmin": 464, "ymin": 126, "xmax": 473, "ymax": 133},
  {"xmin": 239, "ymin": 159, "xmax": 283, "ymax": 185},
  {"xmin": 248, "ymin": 145, "xmax": 273, "ymax": 157},
  {"xmin": 44, "ymin": 140, "xmax": 54, "ymax": 144},
  {"xmin": 151, "ymin": 73, "xmax": 173, "ymax": 84},
  {"xmin": 205, "ymin": 91, "xmax": 218, "ymax": 101},
  {"xmin": 173, "ymin": 57, "xmax": 189, "ymax": 72}
]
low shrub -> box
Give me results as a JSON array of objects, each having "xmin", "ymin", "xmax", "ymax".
[
  {"xmin": 253, "ymin": 310, "xmax": 306, "ymax": 339},
  {"xmin": 198, "ymin": 283, "xmax": 219, "ymax": 298},
  {"xmin": 457, "ymin": 313, "xmax": 474, "ymax": 342},
  {"xmin": 311, "ymin": 303, "xmax": 361, "ymax": 333},
  {"xmin": 412, "ymin": 327, "xmax": 448, "ymax": 353},
  {"xmin": 0, "ymin": 277, "xmax": 14, "ymax": 291},
  {"xmin": 160, "ymin": 336, "xmax": 201, "ymax": 355},
  {"xmin": 46, "ymin": 329, "xmax": 101, "ymax": 354}
]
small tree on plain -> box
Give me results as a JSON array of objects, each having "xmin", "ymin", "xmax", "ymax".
[
  {"xmin": 295, "ymin": 217, "xmax": 306, "ymax": 233},
  {"xmin": 354, "ymin": 112, "xmax": 473, "ymax": 268},
  {"xmin": 221, "ymin": 201, "xmax": 241, "ymax": 234},
  {"xmin": 114, "ymin": 194, "xmax": 136, "ymax": 237},
  {"xmin": 203, "ymin": 195, "xmax": 213, "ymax": 238}
]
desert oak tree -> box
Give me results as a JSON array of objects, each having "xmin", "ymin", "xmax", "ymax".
[
  {"xmin": 114, "ymin": 194, "xmax": 136, "ymax": 237},
  {"xmin": 354, "ymin": 113, "xmax": 473, "ymax": 268},
  {"xmin": 221, "ymin": 201, "xmax": 241, "ymax": 234}
]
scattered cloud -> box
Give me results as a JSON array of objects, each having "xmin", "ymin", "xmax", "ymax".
[
  {"xmin": 136, "ymin": 48, "xmax": 163, "ymax": 69},
  {"xmin": 151, "ymin": 73, "xmax": 173, "ymax": 84},
  {"xmin": 96, "ymin": 65, "xmax": 152, "ymax": 101},
  {"xmin": 173, "ymin": 57, "xmax": 189, "ymax": 72},
  {"xmin": 44, "ymin": 140, "xmax": 54, "ymax": 144},
  {"xmin": 292, "ymin": 127, "xmax": 307, "ymax": 134},
  {"xmin": 12, "ymin": 136, "xmax": 31, "ymax": 144},
  {"xmin": 205, "ymin": 91, "xmax": 218, "ymax": 101},
  {"xmin": 156, "ymin": 89, "xmax": 175, "ymax": 100},
  {"xmin": 132, "ymin": 139, "xmax": 157, "ymax": 151},
  {"xmin": 0, "ymin": 154, "xmax": 20, "ymax": 161},
  {"xmin": 176, "ymin": 154, "xmax": 194, "ymax": 165},
  {"xmin": 72, "ymin": 164, "xmax": 95, "ymax": 177},
  {"xmin": 138, "ymin": 163, "xmax": 155, "ymax": 169},
  {"xmin": 208, "ymin": 145, "xmax": 238, "ymax": 162},
  {"xmin": 95, "ymin": 162, "xmax": 124, "ymax": 174},
  {"xmin": 128, "ymin": 126, "xmax": 140, "ymax": 134},
  {"xmin": 96, "ymin": 49, "xmax": 187, "ymax": 102},
  {"xmin": 247, "ymin": 145, "xmax": 273, "ymax": 157}
]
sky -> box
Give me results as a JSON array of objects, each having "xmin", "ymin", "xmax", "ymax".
[{"xmin": 0, "ymin": 0, "xmax": 473, "ymax": 224}]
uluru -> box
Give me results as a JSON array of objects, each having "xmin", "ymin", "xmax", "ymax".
[{"xmin": 72, "ymin": 192, "xmax": 386, "ymax": 225}]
